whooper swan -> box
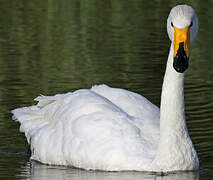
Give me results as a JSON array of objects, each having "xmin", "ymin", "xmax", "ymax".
[{"xmin": 12, "ymin": 4, "xmax": 199, "ymax": 172}]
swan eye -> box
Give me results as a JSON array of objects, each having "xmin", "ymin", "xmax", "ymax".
[
  {"xmin": 190, "ymin": 21, "xmax": 193, "ymax": 27},
  {"xmin": 171, "ymin": 22, "xmax": 174, "ymax": 27}
]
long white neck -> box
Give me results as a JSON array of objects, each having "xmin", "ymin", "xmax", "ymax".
[
  {"xmin": 160, "ymin": 44, "xmax": 186, "ymax": 140},
  {"xmin": 151, "ymin": 43, "xmax": 199, "ymax": 171}
]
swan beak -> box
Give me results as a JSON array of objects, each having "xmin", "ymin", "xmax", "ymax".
[{"xmin": 173, "ymin": 26, "xmax": 190, "ymax": 73}]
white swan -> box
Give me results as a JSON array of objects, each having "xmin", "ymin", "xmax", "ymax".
[{"xmin": 12, "ymin": 5, "xmax": 199, "ymax": 172}]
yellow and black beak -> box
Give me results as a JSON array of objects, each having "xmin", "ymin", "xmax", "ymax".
[{"xmin": 173, "ymin": 26, "xmax": 191, "ymax": 73}]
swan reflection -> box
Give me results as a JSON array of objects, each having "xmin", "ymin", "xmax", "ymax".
[{"xmin": 28, "ymin": 161, "xmax": 199, "ymax": 180}]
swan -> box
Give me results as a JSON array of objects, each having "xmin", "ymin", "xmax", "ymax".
[{"xmin": 12, "ymin": 4, "xmax": 199, "ymax": 172}]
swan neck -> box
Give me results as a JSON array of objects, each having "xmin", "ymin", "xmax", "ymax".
[
  {"xmin": 151, "ymin": 44, "xmax": 199, "ymax": 171},
  {"xmin": 160, "ymin": 44, "xmax": 186, "ymax": 133}
]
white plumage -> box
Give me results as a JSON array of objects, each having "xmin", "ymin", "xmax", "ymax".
[{"xmin": 12, "ymin": 5, "xmax": 199, "ymax": 172}]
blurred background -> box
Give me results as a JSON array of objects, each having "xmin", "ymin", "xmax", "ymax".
[{"xmin": 0, "ymin": 0, "xmax": 212, "ymax": 179}]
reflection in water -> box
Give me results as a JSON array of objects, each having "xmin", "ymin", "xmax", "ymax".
[{"xmin": 28, "ymin": 161, "xmax": 199, "ymax": 180}]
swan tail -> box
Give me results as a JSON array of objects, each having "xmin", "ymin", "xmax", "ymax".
[{"xmin": 11, "ymin": 94, "xmax": 64, "ymax": 143}]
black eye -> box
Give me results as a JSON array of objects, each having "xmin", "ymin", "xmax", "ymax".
[
  {"xmin": 171, "ymin": 22, "xmax": 174, "ymax": 27},
  {"xmin": 190, "ymin": 21, "xmax": 193, "ymax": 27}
]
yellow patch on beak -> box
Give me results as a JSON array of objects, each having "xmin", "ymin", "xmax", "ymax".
[{"xmin": 173, "ymin": 26, "xmax": 190, "ymax": 58}]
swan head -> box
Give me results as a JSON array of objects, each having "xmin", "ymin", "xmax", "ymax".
[{"xmin": 167, "ymin": 5, "xmax": 199, "ymax": 73}]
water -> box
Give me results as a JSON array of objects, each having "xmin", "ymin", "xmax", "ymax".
[{"xmin": 0, "ymin": 0, "xmax": 212, "ymax": 179}]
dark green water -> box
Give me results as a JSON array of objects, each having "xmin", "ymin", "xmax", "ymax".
[{"xmin": 0, "ymin": 0, "xmax": 212, "ymax": 179}]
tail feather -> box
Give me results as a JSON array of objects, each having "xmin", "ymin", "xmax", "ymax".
[{"xmin": 11, "ymin": 94, "xmax": 63, "ymax": 143}]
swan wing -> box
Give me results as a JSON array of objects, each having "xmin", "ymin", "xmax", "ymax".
[
  {"xmin": 91, "ymin": 85, "xmax": 160, "ymax": 127},
  {"xmin": 12, "ymin": 85, "xmax": 159, "ymax": 170}
]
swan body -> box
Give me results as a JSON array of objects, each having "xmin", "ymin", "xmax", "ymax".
[{"xmin": 12, "ymin": 5, "xmax": 199, "ymax": 172}]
